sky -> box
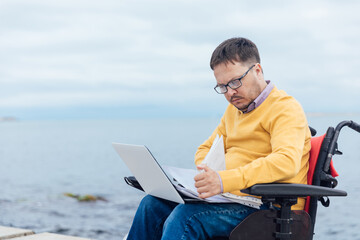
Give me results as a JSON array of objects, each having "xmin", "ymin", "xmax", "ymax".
[{"xmin": 1, "ymin": 0, "xmax": 360, "ymax": 120}]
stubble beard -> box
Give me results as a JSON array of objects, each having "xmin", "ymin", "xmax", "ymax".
[{"xmin": 230, "ymin": 96, "xmax": 254, "ymax": 112}]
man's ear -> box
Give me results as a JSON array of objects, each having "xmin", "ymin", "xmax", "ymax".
[{"xmin": 256, "ymin": 63, "xmax": 263, "ymax": 74}]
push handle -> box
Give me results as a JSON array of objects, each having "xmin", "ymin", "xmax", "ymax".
[
  {"xmin": 324, "ymin": 120, "xmax": 360, "ymax": 172},
  {"xmin": 349, "ymin": 121, "xmax": 360, "ymax": 133}
]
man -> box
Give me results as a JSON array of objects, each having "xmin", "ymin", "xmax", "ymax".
[{"xmin": 126, "ymin": 37, "xmax": 311, "ymax": 240}]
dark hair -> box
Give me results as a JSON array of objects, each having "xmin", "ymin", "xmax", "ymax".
[{"xmin": 210, "ymin": 37, "xmax": 261, "ymax": 70}]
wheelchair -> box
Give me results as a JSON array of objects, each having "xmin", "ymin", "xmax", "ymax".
[{"xmin": 221, "ymin": 120, "xmax": 360, "ymax": 240}]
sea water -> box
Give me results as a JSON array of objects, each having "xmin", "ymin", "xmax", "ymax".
[{"xmin": 0, "ymin": 114, "xmax": 359, "ymax": 240}]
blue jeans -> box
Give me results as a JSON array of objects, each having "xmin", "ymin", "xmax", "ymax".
[{"xmin": 126, "ymin": 195, "xmax": 267, "ymax": 240}]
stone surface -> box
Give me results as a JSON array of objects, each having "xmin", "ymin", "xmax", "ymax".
[
  {"xmin": 12, "ymin": 233, "xmax": 92, "ymax": 240},
  {"xmin": 0, "ymin": 226, "xmax": 34, "ymax": 240}
]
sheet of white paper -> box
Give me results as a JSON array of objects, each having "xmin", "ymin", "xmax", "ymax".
[
  {"xmin": 163, "ymin": 165, "xmax": 198, "ymax": 194},
  {"xmin": 202, "ymin": 134, "xmax": 219, "ymax": 165},
  {"xmin": 201, "ymin": 135, "xmax": 225, "ymax": 171},
  {"xmin": 202, "ymin": 135, "xmax": 219, "ymax": 164},
  {"xmin": 163, "ymin": 165, "xmax": 262, "ymax": 207}
]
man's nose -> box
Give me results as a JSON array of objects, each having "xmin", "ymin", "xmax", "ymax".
[{"xmin": 226, "ymin": 86, "xmax": 237, "ymax": 96}]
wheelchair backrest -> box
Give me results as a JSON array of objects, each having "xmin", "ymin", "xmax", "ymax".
[{"xmin": 305, "ymin": 126, "xmax": 340, "ymax": 229}]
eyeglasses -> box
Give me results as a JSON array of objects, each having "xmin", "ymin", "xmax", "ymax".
[{"xmin": 214, "ymin": 64, "xmax": 255, "ymax": 94}]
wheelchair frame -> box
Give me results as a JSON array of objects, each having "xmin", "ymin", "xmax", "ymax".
[{"xmin": 228, "ymin": 120, "xmax": 360, "ymax": 240}]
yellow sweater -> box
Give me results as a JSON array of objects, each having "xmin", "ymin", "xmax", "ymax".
[{"xmin": 195, "ymin": 87, "xmax": 311, "ymax": 210}]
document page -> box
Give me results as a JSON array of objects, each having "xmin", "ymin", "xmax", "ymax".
[
  {"xmin": 163, "ymin": 165, "xmax": 262, "ymax": 208},
  {"xmin": 201, "ymin": 135, "xmax": 226, "ymax": 171}
]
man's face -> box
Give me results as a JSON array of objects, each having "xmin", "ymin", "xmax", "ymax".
[{"xmin": 213, "ymin": 61, "xmax": 265, "ymax": 111}]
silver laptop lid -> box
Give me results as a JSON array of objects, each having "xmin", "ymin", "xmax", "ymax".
[{"xmin": 112, "ymin": 143, "xmax": 185, "ymax": 204}]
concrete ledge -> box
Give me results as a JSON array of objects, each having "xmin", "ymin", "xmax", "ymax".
[
  {"xmin": 0, "ymin": 227, "xmax": 92, "ymax": 240},
  {"xmin": 0, "ymin": 226, "xmax": 34, "ymax": 240},
  {"xmin": 12, "ymin": 233, "xmax": 92, "ymax": 240}
]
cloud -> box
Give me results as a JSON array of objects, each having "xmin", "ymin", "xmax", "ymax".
[{"xmin": 0, "ymin": 0, "xmax": 359, "ymax": 118}]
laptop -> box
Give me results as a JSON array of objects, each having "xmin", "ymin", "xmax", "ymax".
[{"xmin": 112, "ymin": 143, "xmax": 188, "ymax": 204}]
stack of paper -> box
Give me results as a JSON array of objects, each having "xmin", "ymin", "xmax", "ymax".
[
  {"xmin": 163, "ymin": 165, "xmax": 262, "ymax": 208},
  {"xmin": 163, "ymin": 135, "xmax": 263, "ymax": 209}
]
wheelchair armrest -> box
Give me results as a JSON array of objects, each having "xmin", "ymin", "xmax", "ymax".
[
  {"xmin": 237, "ymin": 183, "xmax": 347, "ymax": 240},
  {"xmin": 241, "ymin": 183, "xmax": 347, "ymax": 198}
]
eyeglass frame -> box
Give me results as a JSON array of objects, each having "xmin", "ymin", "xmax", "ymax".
[{"xmin": 213, "ymin": 64, "xmax": 256, "ymax": 94}]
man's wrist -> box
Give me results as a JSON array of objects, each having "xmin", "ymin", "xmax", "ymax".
[{"xmin": 215, "ymin": 172, "xmax": 224, "ymax": 193}]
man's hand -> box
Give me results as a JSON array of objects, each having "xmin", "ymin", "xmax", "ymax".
[{"xmin": 194, "ymin": 164, "xmax": 221, "ymax": 199}]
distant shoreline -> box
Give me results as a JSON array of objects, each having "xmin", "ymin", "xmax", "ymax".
[
  {"xmin": 305, "ymin": 112, "xmax": 360, "ymax": 117},
  {"xmin": 0, "ymin": 117, "xmax": 17, "ymax": 122}
]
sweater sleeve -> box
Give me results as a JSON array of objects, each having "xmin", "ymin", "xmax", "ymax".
[{"xmin": 218, "ymin": 99, "xmax": 310, "ymax": 193}]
